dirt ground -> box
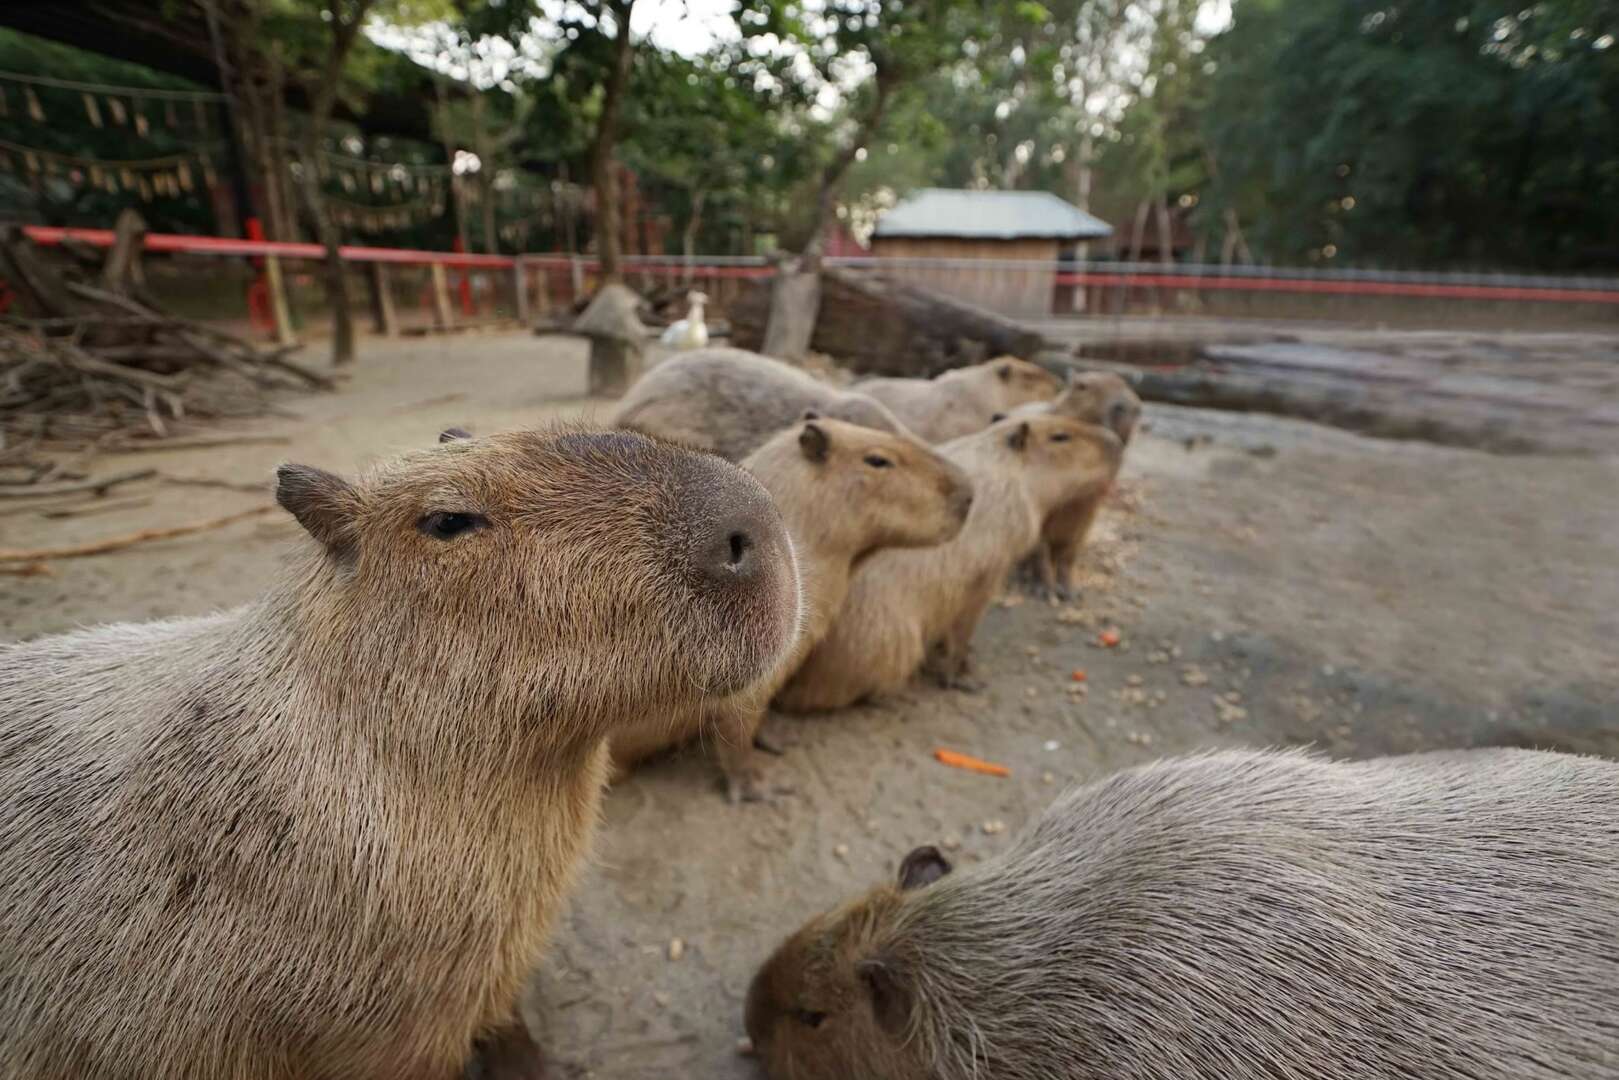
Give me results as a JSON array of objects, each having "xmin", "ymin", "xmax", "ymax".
[{"xmin": 4, "ymin": 326, "xmax": 1617, "ymax": 1078}]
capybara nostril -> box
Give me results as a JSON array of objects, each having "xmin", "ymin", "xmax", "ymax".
[
  {"xmin": 728, "ymin": 530, "xmax": 751, "ymax": 569},
  {"xmin": 694, "ymin": 507, "xmax": 770, "ymax": 586}
]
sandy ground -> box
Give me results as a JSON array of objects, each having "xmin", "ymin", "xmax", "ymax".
[{"xmin": 4, "ymin": 328, "xmax": 1618, "ymax": 1078}]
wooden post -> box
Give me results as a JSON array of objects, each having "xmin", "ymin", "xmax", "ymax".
[
  {"xmin": 367, "ymin": 262, "xmax": 398, "ymax": 337},
  {"xmin": 263, "ymin": 254, "xmax": 296, "ymax": 346},
  {"xmin": 587, "ymin": 337, "xmax": 642, "ymax": 397},
  {"xmin": 430, "ymin": 261, "xmax": 455, "ymax": 331},
  {"xmin": 512, "ymin": 261, "xmax": 529, "ymax": 326},
  {"xmin": 568, "ymin": 256, "xmax": 584, "ymax": 304}
]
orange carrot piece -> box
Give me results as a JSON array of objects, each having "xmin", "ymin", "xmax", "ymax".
[
  {"xmin": 934, "ymin": 748, "xmax": 1011, "ymax": 778},
  {"xmin": 1098, "ymin": 629, "xmax": 1121, "ymax": 647},
  {"xmin": 1071, "ymin": 669, "xmax": 1088, "ymax": 682}
]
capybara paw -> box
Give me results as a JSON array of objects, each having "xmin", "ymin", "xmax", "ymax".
[
  {"xmin": 943, "ymin": 672, "xmax": 987, "ymax": 694},
  {"xmin": 726, "ymin": 767, "xmax": 796, "ymax": 805},
  {"xmin": 752, "ymin": 725, "xmax": 795, "ymax": 757}
]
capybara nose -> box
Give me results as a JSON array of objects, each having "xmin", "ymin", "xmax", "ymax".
[
  {"xmin": 693, "ymin": 503, "xmax": 771, "ymax": 586},
  {"xmin": 680, "ymin": 455, "xmax": 790, "ymax": 595}
]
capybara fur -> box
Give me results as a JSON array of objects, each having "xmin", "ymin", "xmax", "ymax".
[
  {"xmin": 1003, "ymin": 371, "xmax": 1142, "ymax": 598},
  {"xmin": 609, "ymin": 418, "xmax": 973, "ymax": 799},
  {"xmin": 776, "ymin": 415, "xmax": 1121, "ymax": 712},
  {"xmin": 746, "ymin": 747, "xmax": 1619, "ymax": 1080},
  {"xmin": 0, "ymin": 426, "xmax": 801, "ymax": 1080},
  {"xmin": 858, "ymin": 357, "xmax": 1063, "ymax": 443},
  {"xmin": 613, "ymin": 347, "xmax": 909, "ymax": 461}
]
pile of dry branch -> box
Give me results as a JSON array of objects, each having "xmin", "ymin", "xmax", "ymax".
[{"xmin": 0, "ymin": 213, "xmax": 330, "ymax": 457}]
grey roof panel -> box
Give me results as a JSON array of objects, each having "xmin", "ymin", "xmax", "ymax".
[{"xmin": 873, "ymin": 188, "xmax": 1114, "ymax": 240}]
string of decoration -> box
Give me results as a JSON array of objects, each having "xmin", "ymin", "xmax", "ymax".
[
  {"xmin": 0, "ymin": 137, "xmax": 222, "ymax": 199},
  {"xmin": 0, "ymin": 69, "xmax": 225, "ymax": 102}
]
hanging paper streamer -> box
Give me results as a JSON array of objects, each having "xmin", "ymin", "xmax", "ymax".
[
  {"xmin": 107, "ymin": 96, "xmax": 127, "ymax": 126},
  {"xmin": 25, "ymin": 86, "xmax": 44, "ymax": 122},
  {"xmin": 83, "ymin": 93, "xmax": 103, "ymax": 127},
  {"xmin": 134, "ymin": 108, "xmax": 149, "ymax": 137}
]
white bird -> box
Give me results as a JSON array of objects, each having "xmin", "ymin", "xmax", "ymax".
[{"xmin": 659, "ymin": 290, "xmax": 709, "ymax": 349}]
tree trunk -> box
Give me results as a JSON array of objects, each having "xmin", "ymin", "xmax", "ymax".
[
  {"xmin": 681, "ymin": 188, "xmax": 706, "ymax": 283},
  {"xmin": 590, "ymin": 0, "xmax": 637, "ymax": 284},
  {"xmin": 763, "ymin": 67, "xmax": 897, "ymax": 361},
  {"xmin": 1129, "ymin": 199, "xmax": 1150, "ymax": 262},
  {"xmin": 737, "ymin": 268, "xmax": 1047, "ymax": 377},
  {"xmin": 1155, "ymin": 196, "xmax": 1174, "ymax": 266},
  {"xmin": 434, "ymin": 78, "xmax": 472, "ymax": 256},
  {"xmin": 296, "ymin": 139, "xmax": 354, "ymax": 365}
]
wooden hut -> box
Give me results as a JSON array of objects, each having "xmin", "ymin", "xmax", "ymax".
[{"xmin": 869, "ymin": 189, "xmax": 1112, "ymax": 316}]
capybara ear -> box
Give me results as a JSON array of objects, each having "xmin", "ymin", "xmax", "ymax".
[
  {"xmin": 990, "ymin": 412, "xmax": 1007, "ymax": 423},
  {"xmin": 799, "ymin": 421, "xmax": 830, "ymax": 463},
  {"xmin": 439, "ymin": 427, "xmax": 473, "ymax": 443},
  {"xmin": 1007, "ymin": 421, "xmax": 1031, "ymax": 452},
  {"xmin": 897, "ymin": 845, "xmax": 952, "ymax": 890},
  {"xmin": 997, "ymin": 361, "xmax": 1013, "ymax": 382},
  {"xmin": 859, "ymin": 959, "xmax": 914, "ymax": 1037},
  {"xmin": 801, "ymin": 408, "xmax": 821, "ymax": 421},
  {"xmin": 275, "ymin": 464, "xmax": 360, "ymax": 560}
]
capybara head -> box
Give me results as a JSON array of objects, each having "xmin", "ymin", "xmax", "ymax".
[
  {"xmin": 984, "ymin": 355, "xmax": 1064, "ymax": 407},
  {"xmin": 993, "ymin": 414, "xmax": 1123, "ymax": 515},
  {"xmin": 758, "ymin": 418, "xmax": 973, "ymax": 553},
  {"xmin": 273, "ymin": 426, "xmax": 801, "ymax": 736},
  {"xmin": 822, "ymin": 390, "xmax": 912, "ymax": 438},
  {"xmin": 1059, "ymin": 370, "xmax": 1142, "ymax": 443},
  {"xmin": 745, "ymin": 846, "xmax": 952, "ymax": 1080}
]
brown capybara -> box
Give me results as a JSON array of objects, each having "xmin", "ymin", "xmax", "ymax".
[
  {"xmin": 745, "ymin": 747, "xmax": 1619, "ymax": 1080},
  {"xmin": 0, "ymin": 426, "xmax": 801, "ymax": 1080},
  {"xmin": 609, "ymin": 417, "xmax": 973, "ymax": 800},
  {"xmin": 857, "ymin": 356, "xmax": 1063, "ymax": 443},
  {"xmin": 776, "ymin": 415, "xmax": 1121, "ymax": 712},
  {"xmin": 612, "ymin": 346, "xmax": 910, "ymax": 461},
  {"xmin": 1001, "ymin": 370, "xmax": 1142, "ymax": 598}
]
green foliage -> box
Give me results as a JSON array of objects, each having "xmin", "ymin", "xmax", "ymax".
[{"xmin": 1200, "ymin": 0, "xmax": 1619, "ymax": 268}]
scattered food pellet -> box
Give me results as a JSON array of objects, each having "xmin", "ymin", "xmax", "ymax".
[
  {"xmin": 1071, "ymin": 669, "xmax": 1088, "ymax": 682},
  {"xmin": 982, "ymin": 819, "xmax": 1006, "ymax": 835},
  {"xmin": 654, "ymin": 991, "xmax": 671, "ymax": 1007},
  {"xmin": 1321, "ymin": 664, "xmax": 1337, "ymax": 677},
  {"xmin": 1025, "ymin": 645, "xmax": 1041, "ymax": 657},
  {"xmin": 667, "ymin": 938, "xmax": 685, "ymax": 961},
  {"xmin": 1041, "ymin": 771, "xmax": 1056, "ymax": 785},
  {"xmin": 1225, "ymin": 690, "xmax": 1243, "ymax": 703},
  {"xmin": 941, "ymin": 833, "xmax": 962, "ymax": 851},
  {"xmin": 1099, "ymin": 629, "xmax": 1121, "ymax": 648},
  {"xmin": 1043, "ymin": 739, "xmax": 1060, "ymax": 752},
  {"xmin": 1211, "ymin": 630, "xmax": 1226, "ymax": 642},
  {"xmin": 1126, "ymin": 674, "xmax": 1144, "ymax": 687},
  {"xmin": 1024, "ymin": 686, "xmax": 1038, "ymax": 698},
  {"xmin": 736, "ymin": 1037, "xmax": 756, "ymax": 1057},
  {"xmin": 1181, "ymin": 665, "xmax": 1210, "ymax": 687},
  {"xmin": 833, "ymin": 843, "xmax": 849, "ymax": 859}
]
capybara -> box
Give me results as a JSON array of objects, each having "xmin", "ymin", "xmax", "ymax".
[
  {"xmin": 612, "ymin": 346, "xmax": 910, "ymax": 461},
  {"xmin": 609, "ymin": 417, "xmax": 973, "ymax": 800},
  {"xmin": 0, "ymin": 426, "xmax": 801, "ymax": 1080},
  {"xmin": 857, "ymin": 356, "xmax": 1063, "ymax": 443},
  {"xmin": 776, "ymin": 415, "xmax": 1121, "ymax": 711},
  {"xmin": 746, "ymin": 747, "xmax": 1619, "ymax": 1080},
  {"xmin": 1002, "ymin": 371, "xmax": 1142, "ymax": 598}
]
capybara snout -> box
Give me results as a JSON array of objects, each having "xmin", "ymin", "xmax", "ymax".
[{"xmin": 670, "ymin": 449, "xmax": 802, "ymax": 689}]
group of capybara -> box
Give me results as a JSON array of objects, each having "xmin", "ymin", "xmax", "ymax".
[{"xmin": 1, "ymin": 343, "xmax": 1614, "ymax": 1080}]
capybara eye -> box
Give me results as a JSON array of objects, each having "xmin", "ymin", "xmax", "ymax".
[
  {"xmin": 417, "ymin": 512, "xmax": 487, "ymax": 540},
  {"xmin": 863, "ymin": 454, "xmax": 893, "ymax": 469},
  {"xmin": 1051, "ymin": 433, "xmax": 1072, "ymax": 443},
  {"xmin": 793, "ymin": 1009, "xmax": 827, "ymax": 1029}
]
